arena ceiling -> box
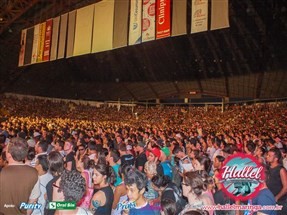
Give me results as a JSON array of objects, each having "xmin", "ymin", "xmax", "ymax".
[{"xmin": 0, "ymin": 0, "xmax": 287, "ymax": 101}]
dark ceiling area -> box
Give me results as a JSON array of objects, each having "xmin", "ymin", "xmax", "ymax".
[{"xmin": 0, "ymin": 0, "xmax": 287, "ymax": 101}]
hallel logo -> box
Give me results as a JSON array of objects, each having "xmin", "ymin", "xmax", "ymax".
[{"xmin": 218, "ymin": 153, "xmax": 265, "ymax": 201}]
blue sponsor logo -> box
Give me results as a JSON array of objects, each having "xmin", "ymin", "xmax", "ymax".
[{"xmin": 19, "ymin": 202, "xmax": 42, "ymax": 210}]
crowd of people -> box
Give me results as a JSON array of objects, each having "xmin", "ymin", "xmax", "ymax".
[{"xmin": 0, "ymin": 95, "xmax": 287, "ymax": 215}]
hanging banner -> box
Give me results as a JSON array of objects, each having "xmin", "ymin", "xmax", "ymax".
[
  {"xmin": 31, "ymin": 24, "xmax": 40, "ymax": 64},
  {"xmin": 57, "ymin": 13, "xmax": 68, "ymax": 59},
  {"xmin": 142, "ymin": 0, "xmax": 156, "ymax": 42},
  {"xmin": 92, "ymin": 0, "xmax": 115, "ymax": 53},
  {"xmin": 210, "ymin": 0, "xmax": 229, "ymax": 30},
  {"xmin": 156, "ymin": 0, "xmax": 171, "ymax": 39},
  {"xmin": 37, "ymin": 22, "xmax": 46, "ymax": 62},
  {"xmin": 128, "ymin": 0, "xmax": 142, "ymax": 45},
  {"xmin": 172, "ymin": 0, "xmax": 187, "ymax": 36},
  {"xmin": 66, "ymin": 10, "xmax": 76, "ymax": 58},
  {"xmin": 43, "ymin": 19, "xmax": 53, "ymax": 62},
  {"xmin": 18, "ymin": 29, "xmax": 27, "ymax": 67},
  {"xmin": 73, "ymin": 4, "xmax": 94, "ymax": 56},
  {"xmin": 24, "ymin": 27, "xmax": 34, "ymax": 65},
  {"xmin": 113, "ymin": 0, "xmax": 129, "ymax": 49},
  {"xmin": 50, "ymin": 16, "xmax": 60, "ymax": 61},
  {"xmin": 191, "ymin": 0, "xmax": 208, "ymax": 33}
]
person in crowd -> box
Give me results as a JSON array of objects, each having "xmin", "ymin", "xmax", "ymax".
[
  {"xmin": 146, "ymin": 147, "xmax": 164, "ymax": 175},
  {"xmin": 88, "ymin": 141, "xmax": 97, "ymax": 160},
  {"xmin": 160, "ymin": 146, "xmax": 173, "ymax": 179},
  {"xmin": 112, "ymin": 164, "xmax": 130, "ymax": 215},
  {"xmin": 247, "ymin": 181, "xmax": 277, "ymax": 215},
  {"xmin": 63, "ymin": 137, "xmax": 76, "ymax": 171},
  {"xmin": 266, "ymin": 147, "xmax": 287, "ymax": 215},
  {"xmin": 173, "ymin": 145, "xmax": 193, "ymax": 173},
  {"xmin": 45, "ymin": 151, "xmax": 65, "ymax": 215},
  {"xmin": 76, "ymin": 155, "xmax": 94, "ymax": 209},
  {"xmin": 213, "ymin": 155, "xmax": 225, "ymax": 170},
  {"xmin": 90, "ymin": 163, "xmax": 115, "ymax": 215},
  {"xmin": 0, "ymin": 137, "xmax": 40, "ymax": 215},
  {"xmin": 135, "ymin": 141, "xmax": 147, "ymax": 172},
  {"xmin": 124, "ymin": 168, "xmax": 157, "ymax": 215},
  {"xmin": 152, "ymin": 174, "xmax": 186, "ymax": 214},
  {"xmin": 180, "ymin": 171, "xmax": 214, "ymax": 215},
  {"xmin": 52, "ymin": 170, "xmax": 92, "ymax": 215},
  {"xmin": 30, "ymin": 140, "xmax": 48, "ymax": 167},
  {"xmin": 25, "ymin": 147, "xmax": 36, "ymax": 165},
  {"xmin": 144, "ymin": 161, "xmax": 159, "ymax": 201},
  {"xmin": 255, "ymin": 145, "xmax": 267, "ymax": 165},
  {"xmin": 107, "ymin": 149, "xmax": 122, "ymax": 187},
  {"xmin": 53, "ymin": 139, "xmax": 65, "ymax": 157},
  {"xmin": 32, "ymin": 154, "xmax": 53, "ymax": 215},
  {"xmin": 119, "ymin": 143, "xmax": 134, "ymax": 166},
  {"xmin": 0, "ymin": 150, "xmax": 7, "ymax": 171}
]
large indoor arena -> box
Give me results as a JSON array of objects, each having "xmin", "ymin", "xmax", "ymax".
[{"xmin": 0, "ymin": 0, "xmax": 287, "ymax": 215}]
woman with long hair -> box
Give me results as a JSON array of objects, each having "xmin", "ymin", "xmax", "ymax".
[
  {"xmin": 180, "ymin": 172, "xmax": 214, "ymax": 215},
  {"xmin": 90, "ymin": 163, "xmax": 116, "ymax": 215},
  {"xmin": 76, "ymin": 155, "xmax": 94, "ymax": 209}
]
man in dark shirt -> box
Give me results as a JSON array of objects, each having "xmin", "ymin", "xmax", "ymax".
[
  {"xmin": 119, "ymin": 143, "xmax": 134, "ymax": 166},
  {"xmin": 63, "ymin": 138, "xmax": 76, "ymax": 171},
  {"xmin": 266, "ymin": 148, "xmax": 287, "ymax": 215},
  {"xmin": 135, "ymin": 141, "xmax": 147, "ymax": 172}
]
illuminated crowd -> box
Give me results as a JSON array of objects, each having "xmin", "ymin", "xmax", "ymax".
[{"xmin": 0, "ymin": 96, "xmax": 286, "ymax": 215}]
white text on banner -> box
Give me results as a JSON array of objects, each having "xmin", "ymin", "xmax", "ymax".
[
  {"xmin": 156, "ymin": 0, "xmax": 171, "ymax": 39},
  {"xmin": 191, "ymin": 0, "xmax": 208, "ymax": 33}
]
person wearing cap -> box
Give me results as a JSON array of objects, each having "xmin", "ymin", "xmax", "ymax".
[
  {"xmin": 159, "ymin": 147, "xmax": 173, "ymax": 180},
  {"xmin": 135, "ymin": 141, "xmax": 147, "ymax": 172},
  {"xmin": 146, "ymin": 147, "xmax": 163, "ymax": 176}
]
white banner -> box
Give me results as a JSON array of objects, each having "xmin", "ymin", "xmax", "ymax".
[
  {"xmin": 142, "ymin": 0, "xmax": 155, "ymax": 42},
  {"xmin": 191, "ymin": 0, "xmax": 208, "ymax": 34},
  {"xmin": 129, "ymin": 0, "xmax": 142, "ymax": 45}
]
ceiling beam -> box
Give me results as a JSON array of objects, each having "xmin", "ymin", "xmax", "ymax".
[{"xmin": 0, "ymin": 0, "xmax": 40, "ymax": 35}]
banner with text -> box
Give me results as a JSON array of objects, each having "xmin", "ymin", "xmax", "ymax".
[
  {"xmin": 156, "ymin": 0, "xmax": 171, "ymax": 39},
  {"xmin": 129, "ymin": 0, "xmax": 142, "ymax": 45},
  {"xmin": 92, "ymin": 0, "xmax": 115, "ymax": 53},
  {"xmin": 191, "ymin": 0, "xmax": 208, "ymax": 33},
  {"xmin": 142, "ymin": 0, "xmax": 156, "ymax": 42},
  {"xmin": 37, "ymin": 22, "xmax": 46, "ymax": 62},
  {"xmin": 43, "ymin": 19, "xmax": 53, "ymax": 62},
  {"xmin": 210, "ymin": 0, "xmax": 229, "ymax": 30}
]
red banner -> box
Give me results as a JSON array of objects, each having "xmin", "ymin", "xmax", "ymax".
[
  {"xmin": 43, "ymin": 19, "xmax": 53, "ymax": 61},
  {"xmin": 156, "ymin": 0, "xmax": 171, "ymax": 39}
]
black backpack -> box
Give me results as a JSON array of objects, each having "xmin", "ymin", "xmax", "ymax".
[{"xmin": 164, "ymin": 184, "xmax": 187, "ymax": 212}]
